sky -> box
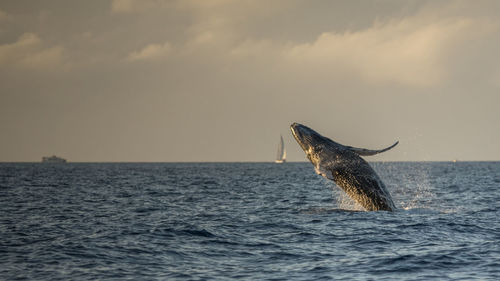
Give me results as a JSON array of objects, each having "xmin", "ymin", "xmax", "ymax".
[{"xmin": 1, "ymin": 0, "xmax": 499, "ymax": 162}]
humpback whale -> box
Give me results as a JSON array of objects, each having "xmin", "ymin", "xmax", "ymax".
[{"xmin": 290, "ymin": 123, "xmax": 398, "ymax": 211}]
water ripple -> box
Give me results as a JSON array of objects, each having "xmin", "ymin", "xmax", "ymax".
[{"xmin": 0, "ymin": 162, "xmax": 499, "ymax": 280}]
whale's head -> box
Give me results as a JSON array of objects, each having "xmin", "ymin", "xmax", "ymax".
[
  {"xmin": 291, "ymin": 123, "xmax": 328, "ymax": 152},
  {"xmin": 290, "ymin": 123, "xmax": 342, "ymax": 174}
]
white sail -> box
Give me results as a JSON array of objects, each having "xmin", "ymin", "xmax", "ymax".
[{"xmin": 275, "ymin": 135, "xmax": 286, "ymax": 163}]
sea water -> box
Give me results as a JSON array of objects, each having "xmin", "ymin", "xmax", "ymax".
[{"xmin": 0, "ymin": 162, "xmax": 499, "ymax": 280}]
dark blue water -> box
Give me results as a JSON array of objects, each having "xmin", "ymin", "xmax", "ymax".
[{"xmin": 0, "ymin": 162, "xmax": 499, "ymax": 280}]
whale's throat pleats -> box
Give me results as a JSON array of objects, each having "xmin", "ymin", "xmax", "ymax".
[
  {"xmin": 314, "ymin": 162, "xmax": 334, "ymax": 180},
  {"xmin": 330, "ymin": 168, "xmax": 395, "ymax": 211},
  {"xmin": 332, "ymin": 170, "xmax": 374, "ymax": 210}
]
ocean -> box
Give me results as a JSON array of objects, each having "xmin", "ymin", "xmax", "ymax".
[{"xmin": 0, "ymin": 162, "xmax": 499, "ymax": 280}]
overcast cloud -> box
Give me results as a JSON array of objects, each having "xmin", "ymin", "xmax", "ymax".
[{"xmin": 1, "ymin": 0, "xmax": 499, "ymax": 162}]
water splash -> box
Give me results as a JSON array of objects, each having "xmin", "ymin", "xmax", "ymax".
[
  {"xmin": 378, "ymin": 162, "xmax": 437, "ymax": 211},
  {"xmin": 323, "ymin": 162, "xmax": 440, "ymax": 212},
  {"xmin": 323, "ymin": 180, "xmax": 365, "ymax": 211}
]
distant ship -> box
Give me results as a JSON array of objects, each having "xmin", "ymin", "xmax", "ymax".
[
  {"xmin": 42, "ymin": 155, "xmax": 67, "ymax": 163},
  {"xmin": 275, "ymin": 135, "xmax": 286, "ymax": 163}
]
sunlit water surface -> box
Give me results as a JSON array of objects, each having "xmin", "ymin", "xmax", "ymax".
[{"xmin": 1, "ymin": 162, "xmax": 499, "ymax": 280}]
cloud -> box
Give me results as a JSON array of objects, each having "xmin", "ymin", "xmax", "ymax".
[
  {"xmin": 111, "ymin": 0, "xmax": 170, "ymax": 14},
  {"xmin": 110, "ymin": 0, "xmax": 236, "ymax": 14},
  {"xmin": 230, "ymin": 39, "xmax": 277, "ymax": 58},
  {"xmin": 0, "ymin": 32, "xmax": 40, "ymax": 52},
  {"xmin": 134, "ymin": 0, "xmax": 493, "ymax": 88},
  {"xmin": 18, "ymin": 45, "xmax": 64, "ymax": 69},
  {"xmin": 126, "ymin": 42, "xmax": 172, "ymax": 62},
  {"xmin": 106, "ymin": 0, "xmax": 500, "ymax": 87},
  {"xmin": 282, "ymin": 18, "xmax": 497, "ymax": 87},
  {"xmin": 0, "ymin": 33, "xmax": 65, "ymax": 70},
  {"xmin": 111, "ymin": 0, "xmax": 135, "ymax": 14}
]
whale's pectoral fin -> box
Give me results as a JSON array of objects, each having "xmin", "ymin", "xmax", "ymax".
[{"xmin": 346, "ymin": 141, "xmax": 399, "ymax": 156}]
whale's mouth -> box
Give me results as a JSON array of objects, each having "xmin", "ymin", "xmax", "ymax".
[
  {"xmin": 290, "ymin": 123, "xmax": 308, "ymax": 151},
  {"xmin": 290, "ymin": 123, "xmax": 321, "ymax": 152}
]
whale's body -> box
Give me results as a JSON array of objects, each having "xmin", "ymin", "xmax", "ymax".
[{"xmin": 290, "ymin": 123, "xmax": 397, "ymax": 211}]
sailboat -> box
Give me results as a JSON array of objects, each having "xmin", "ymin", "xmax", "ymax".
[{"xmin": 275, "ymin": 135, "xmax": 286, "ymax": 163}]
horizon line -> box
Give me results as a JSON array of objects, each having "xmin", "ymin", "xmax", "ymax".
[{"xmin": 1, "ymin": 160, "xmax": 499, "ymax": 164}]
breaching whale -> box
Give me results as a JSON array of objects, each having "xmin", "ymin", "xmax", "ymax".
[{"xmin": 290, "ymin": 123, "xmax": 398, "ymax": 211}]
